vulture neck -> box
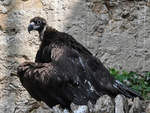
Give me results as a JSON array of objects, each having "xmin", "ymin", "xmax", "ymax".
[
  {"xmin": 39, "ymin": 25, "xmax": 57, "ymax": 42},
  {"xmin": 39, "ymin": 25, "xmax": 47, "ymax": 41}
]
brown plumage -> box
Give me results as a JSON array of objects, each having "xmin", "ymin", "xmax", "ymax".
[{"xmin": 17, "ymin": 17, "xmax": 143, "ymax": 109}]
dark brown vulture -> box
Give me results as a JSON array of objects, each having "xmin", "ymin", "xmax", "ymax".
[{"xmin": 17, "ymin": 17, "xmax": 142, "ymax": 109}]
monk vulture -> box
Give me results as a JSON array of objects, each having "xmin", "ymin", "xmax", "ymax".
[{"xmin": 17, "ymin": 17, "xmax": 142, "ymax": 109}]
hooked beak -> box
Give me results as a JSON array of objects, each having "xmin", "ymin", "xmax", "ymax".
[
  {"xmin": 28, "ymin": 22, "xmax": 35, "ymax": 33},
  {"xmin": 28, "ymin": 22, "xmax": 40, "ymax": 33}
]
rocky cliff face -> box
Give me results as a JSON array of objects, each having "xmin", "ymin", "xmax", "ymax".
[{"xmin": 0, "ymin": 0, "xmax": 150, "ymax": 112}]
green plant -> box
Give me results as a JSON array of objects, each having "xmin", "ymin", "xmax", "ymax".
[{"xmin": 110, "ymin": 68, "xmax": 150, "ymax": 99}]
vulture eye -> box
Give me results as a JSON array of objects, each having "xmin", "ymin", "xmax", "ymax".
[{"xmin": 37, "ymin": 20, "xmax": 41, "ymax": 24}]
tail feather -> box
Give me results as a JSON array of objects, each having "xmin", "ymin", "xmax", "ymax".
[{"xmin": 113, "ymin": 80, "xmax": 143, "ymax": 100}]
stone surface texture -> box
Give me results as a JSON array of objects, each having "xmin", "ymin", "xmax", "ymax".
[{"xmin": 0, "ymin": 0, "xmax": 150, "ymax": 112}]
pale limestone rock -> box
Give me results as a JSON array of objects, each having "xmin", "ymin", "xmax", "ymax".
[
  {"xmin": 115, "ymin": 95, "xmax": 128, "ymax": 113},
  {"xmin": 94, "ymin": 95, "xmax": 114, "ymax": 113},
  {"xmin": 146, "ymin": 103, "xmax": 150, "ymax": 113},
  {"xmin": 0, "ymin": 5, "xmax": 8, "ymax": 14},
  {"xmin": 71, "ymin": 103, "xmax": 89, "ymax": 113},
  {"xmin": 0, "ymin": 0, "xmax": 11, "ymax": 6},
  {"xmin": 129, "ymin": 97, "xmax": 142, "ymax": 113}
]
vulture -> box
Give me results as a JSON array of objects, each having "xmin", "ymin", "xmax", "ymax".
[{"xmin": 17, "ymin": 17, "xmax": 142, "ymax": 109}]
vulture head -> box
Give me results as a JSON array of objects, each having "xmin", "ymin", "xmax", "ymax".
[{"xmin": 28, "ymin": 17, "xmax": 47, "ymax": 34}]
